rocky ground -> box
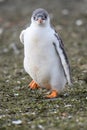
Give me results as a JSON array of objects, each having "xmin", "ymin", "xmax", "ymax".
[{"xmin": 0, "ymin": 0, "xmax": 87, "ymax": 130}]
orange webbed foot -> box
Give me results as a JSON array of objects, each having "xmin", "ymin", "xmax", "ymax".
[
  {"xmin": 29, "ymin": 80, "xmax": 40, "ymax": 89},
  {"xmin": 46, "ymin": 90, "xmax": 58, "ymax": 98}
]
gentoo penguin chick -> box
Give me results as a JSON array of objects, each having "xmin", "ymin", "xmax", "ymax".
[{"xmin": 20, "ymin": 8, "xmax": 72, "ymax": 98}]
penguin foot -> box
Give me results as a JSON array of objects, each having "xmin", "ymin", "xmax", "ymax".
[
  {"xmin": 46, "ymin": 90, "xmax": 58, "ymax": 98},
  {"xmin": 29, "ymin": 80, "xmax": 40, "ymax": 89}
]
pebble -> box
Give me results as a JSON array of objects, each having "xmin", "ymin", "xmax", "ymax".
[
  {"xmin": 68, "ymin": 115, "xmax": 72, "ymax": 119},
  {"xmin": 64, "ymin": 104, "xmax": 72, "ymax": 107},
  {"xmin": 62, "ymin": 9, "xmax": 69, "ymax": 15},
  {"xmin": 38, "ymin": 125, "xmax": 45, "ymax": 130},
  {"xmin": 14, "ymin": 93, "xmax": 19, "ymax": 96},
  {"xmin": 12, "ymin": 120, "xmax": 22, "ymax": 125},
  {"xmin": 0, "ymin": 115, "xmax": 6, "ymax": 119},
  {"xmin": 3, "ymin": 48, "xmax": 9, "ymax": 53},
  {"xmin": 17, "ymin": 81, "xmax": 21, "ymax": 84},
  {"xmin": 75, "ymin": 19, "xmax": 83, "ymax": 26},
  {"xmin": 64, "ymin": 93, "xmax": 69, "ymax": 97}
]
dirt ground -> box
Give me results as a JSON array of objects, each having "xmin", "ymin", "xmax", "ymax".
[{"xmin": 0, "ymin": 0, "xmax": 87, "ymax": 130}]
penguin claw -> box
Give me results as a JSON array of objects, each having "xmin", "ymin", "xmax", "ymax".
[
  {"xmin": 29, "ymin": 80, "xmax": 40, "ymax": 89},
  {"xmin": 46, "ymin": 90, "xmax": 58, "ymax": 98}
]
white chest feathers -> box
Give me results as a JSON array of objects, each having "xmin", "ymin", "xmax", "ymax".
[{"xmin": 23, "ymin": 26, "xmax": 66, "ymax": 90}]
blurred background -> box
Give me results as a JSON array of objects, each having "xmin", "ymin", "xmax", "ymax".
[
  {"xmin": 0, "ymin": 0, "xmax": 87, "ymax": 130},
  {"xmin": 0, "ymin": 0, "xmax": 87, "ymax": 89}
]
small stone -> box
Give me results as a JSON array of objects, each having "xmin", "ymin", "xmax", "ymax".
[
  {"xmin": 75, "ymin": 19, "xmax": 83, "ymax": 26},
  {"xmin": 0, "ymin": 115, "xmax": 5, "ymax": 119},
  {"xmin": 62, "ymin": 9, "xmax": 69, "ymax": 15},
  {"xmin": 17, "ymin": 81, "xmax": 21, "ymax": 84},
  {"xmin": 61, "ymin": 112, "xmax": 67, "ymax": 117},
  {"xmin": 64, "ymin": 93, "xmax": 69, "ymax": 97},
  {"xmin": 6, "ymin": 80, "xmax": 9, "ymax": 83},
  {"xmin": 21, "ymin": 77, "xmax": 25, "ymax": 80},
  {"xmin": 14, "ymin": 93, "xmax": 19, "ymax": 96},
  {"xmin": 12, "ymin": 120, "xmax": 22, "ymax": 125},
  {"xmin": 14, "ymin": 86, "xmax": 21, "ymax": 90},
  {"xmin": 68, "ymin": 115, "xmax": 72, "ymax": 119},
  {"xmin": 64, "ymin": 104, "xmax": 72, "ymax": 107},
  {"xmin": 38, "ymin": 125, "xmax": 45, "ymax": 130},
  {"xmin": 3, "ymin": 48, "xmax": 9, "ymax": 53}
]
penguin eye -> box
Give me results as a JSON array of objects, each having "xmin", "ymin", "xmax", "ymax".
[
  {"xmin": 44, "ymin": 15, "xmax": 47, "ymax": 19},
  {"xmin": 45, "ymin": 15, "xmax": 47, "ymax": 19},
  {"xmin": 33, "ymin": 16, "xmax": 36, "ymax": 20}
]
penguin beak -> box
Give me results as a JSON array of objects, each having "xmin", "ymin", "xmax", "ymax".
[{"xmin": 37, "ymin": 17, "xmax": 43, "ymax": 24}]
